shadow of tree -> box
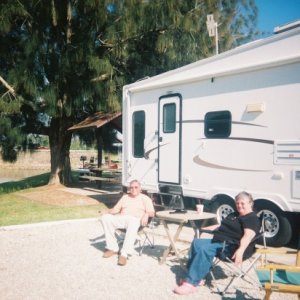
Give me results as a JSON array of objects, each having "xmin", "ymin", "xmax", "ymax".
[{"xmin": 88, "ymin": 193, "xmax": 120, "ymax": 208}]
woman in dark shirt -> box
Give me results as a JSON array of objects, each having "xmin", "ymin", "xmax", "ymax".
[{"xmin": 174, "ymin": 191, "xmax": 261, "ymax": 295}]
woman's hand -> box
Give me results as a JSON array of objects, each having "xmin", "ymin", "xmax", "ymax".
[
  {"xmin": 232, "ymin": 228, "xmax": 256, "ymax": 265},
  {"xmin": 231, "ymin": 248, "xmax": 244, "ymax": 265}
]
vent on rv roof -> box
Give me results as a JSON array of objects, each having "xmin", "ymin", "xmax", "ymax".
[
  {"xmin": 273, "ymin": 20, "xmax": 300, "ymax": 34},
  {"xmin": 246, "ymin": 103, "xmax": 265, "ymax": 113}
]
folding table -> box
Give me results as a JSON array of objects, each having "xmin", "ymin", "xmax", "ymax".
[{"xmin": 156, "ymin": 210, "xmax": 216, "ymax": 269}]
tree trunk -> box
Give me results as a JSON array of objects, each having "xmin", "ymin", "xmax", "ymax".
[{"xmin": 48, "ymin": 117, "xmax": 72, "ymax": 185}]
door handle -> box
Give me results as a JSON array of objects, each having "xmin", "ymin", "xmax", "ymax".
[{"xmin": 159, "ymin": 137, "xmax": 163, "ymax": 142}]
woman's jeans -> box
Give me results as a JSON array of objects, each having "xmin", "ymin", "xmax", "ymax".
[{"xmin": 185, "ymin": 238, "xmax": 228, "ymax": 286}]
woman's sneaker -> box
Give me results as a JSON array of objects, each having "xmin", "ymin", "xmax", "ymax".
[{"xmin": 173, "ymin": 282, "xmax": 197, "ymax": 295}]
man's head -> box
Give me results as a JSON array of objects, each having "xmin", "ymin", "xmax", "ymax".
[{"xmin": 128, "ymin": 180, "xmax": 141, "ymax": 197}]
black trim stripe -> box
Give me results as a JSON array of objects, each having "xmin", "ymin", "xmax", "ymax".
[
  {"xmin": 182, "ymin": 119, "xmax": 267, "ymax": 128},
  {"xmin": 193, "ymin": 155, "xmax": 273, "ymax": 172},
  {"xmin": 197, "ymin": 137, "xmax": 274, "ymax": 144}
]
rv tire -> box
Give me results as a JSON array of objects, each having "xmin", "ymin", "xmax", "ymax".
[
  {"xmin": 254, "ymin": 201, "xmax": 292, "ymax": 247},
  {"xmin": 210, "ymin": 197, "xmax": 235, "ymax": 224}
]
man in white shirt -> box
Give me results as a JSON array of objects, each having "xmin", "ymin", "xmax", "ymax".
[{"xmin": 100, "ymin": 180, "xmax": 155, "ymax": 266}]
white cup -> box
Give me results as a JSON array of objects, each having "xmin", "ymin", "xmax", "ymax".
[{"xmin": 196, "ymin": 204, "xmax": 204, "ymax": 214}]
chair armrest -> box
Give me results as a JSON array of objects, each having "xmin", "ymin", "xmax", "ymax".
[
  {"xmin": 258, "ymin": 264, "xmax": 300, "ymax": 272},
  {"xmin": 256, "ymin": 248, "xmax": 297, "ymax": 255},
  {"xmin": 199, "ymin": 229, "xmax": 216, "ymax": 234},
  {"xmin": 263, "ymin": 283, "xmax": 300, "ymax": 293},
  {"xmin": 198, "ymin": 229, "xmax": 216, "ymax": 239}
]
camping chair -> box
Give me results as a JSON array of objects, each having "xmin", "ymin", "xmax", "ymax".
[
  {"xmin": 201, "ymin": 214, "xmax": 266, "ymax": 295},
  {"xmin": 255, "ymin": 232, "xmax": 300, "ymax": 300},
  {"xmin": 115, "ymin": 217, "xmax": 157, "ymax": 256}
]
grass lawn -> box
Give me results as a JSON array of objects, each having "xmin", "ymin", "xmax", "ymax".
[
  {"xmin": 0, "ymin": 172, "xmax": 51, "ymax": 195},
  {"xmin": 0, "ymin": 172, "xmax": 106, "ymax": 226},
  {"xmin": 0, "ymin": 194, "xmax": 104, "ymax": 226}
]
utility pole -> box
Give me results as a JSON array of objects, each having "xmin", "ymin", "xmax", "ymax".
[{"xmin": 206, "ymin": 14, "xmax": 219, "ymax": 55}]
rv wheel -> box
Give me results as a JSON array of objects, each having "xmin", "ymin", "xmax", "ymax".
[
  {"xmin": 254, "ymin": 201, "xmax": 292, "ymax": 247},
  {"xmin": 210, "ymin": 197, "xmax": 235, "ymax": 224}
]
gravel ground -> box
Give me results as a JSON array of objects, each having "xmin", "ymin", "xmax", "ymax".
[{"xmin": 0, "ymin": 219, "xmax": 298, "ymax": 300}]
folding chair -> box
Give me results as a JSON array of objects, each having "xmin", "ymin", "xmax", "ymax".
[
  {"xmin": 115, "ymin": 217, "xmax": 156, "ymax": 256},
  {"xmin": 255, "ymin": 232, "xmax": 300, "ymax": 300},
  {"xmin": 202, "ymin": 214, "xmax": 266, "ymax": 295}
]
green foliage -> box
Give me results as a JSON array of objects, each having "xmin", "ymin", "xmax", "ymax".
[
  {"xmin": 0, "ymin": 172, "xmax": 50, "ymax": 194},
  {"xmin": 39, "ymin": 86, "xmax": 57, "ymax": 115},
  {"xmin": 0, "ymin": 0, "xmax": 258, "ymax": 179},
  {"xmin": 70, "ymin": 135, "xmax": 96, "ymax": 150},
  {"xmin": 0, "ymin": 117, "xmax": 24, "ymax": 161},
  {"xmin": 0, "ymin": 97, "xmax": 22, "ymax": 114},
  {"xmin": 0, "ymin": 0, "xmax": 28, "ymax": 32}
]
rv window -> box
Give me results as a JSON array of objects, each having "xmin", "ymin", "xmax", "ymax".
[
  {"xmin": 163, "ymin": 103, "xmax": 176, "ymax": 133},
  {"xmin": 204, "ymin": 110, "xmax": 231, "ymax": 138},
  {"xmin": 132, "ymin": 111, "xmax": 145, "ymax": 158}
]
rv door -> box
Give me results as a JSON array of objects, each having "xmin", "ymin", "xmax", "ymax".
[{"xmin": 158, "ymin": 94, "xmax": 182, "ymax": 184}]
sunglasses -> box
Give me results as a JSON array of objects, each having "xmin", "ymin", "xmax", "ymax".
[{"xmin": 130, "ymin": 186, "xmax": 139, "ymax": 189}]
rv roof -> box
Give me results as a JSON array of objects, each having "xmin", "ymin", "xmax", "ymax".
[
  {"xmin": 274, "ymin": 19, "xmax": 300, "ymax": 34},
  {"xmin": 125, "ymin": 26, "xmax": 300, "ymax": 93}
]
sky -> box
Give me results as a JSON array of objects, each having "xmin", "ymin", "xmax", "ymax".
[{"xmin": 256, "ymin": 0, "xmax": 300, "ymax": 36}]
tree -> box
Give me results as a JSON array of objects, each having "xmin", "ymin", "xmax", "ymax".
[
  {"xmin": 0, "ymin": 75, "xmax": 24, "ymax": 161},
  {"xmin": 0, "ymin": 0, "xmax": 258, "ymax": 185}
]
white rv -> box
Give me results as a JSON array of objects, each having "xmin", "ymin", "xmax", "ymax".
[{"xmin": 122, "ymin": 24, "xmax": 300, "ymax": 247}]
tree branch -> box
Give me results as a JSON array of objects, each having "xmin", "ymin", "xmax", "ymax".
[
  {"xmin": 66, "ymin": 1, "xmax": 72, "ymax": 43},
  {"xmin": 91, "ymin": 73, "xmax": 110, "ymax": 82},
  {"xmin": 51, "ymin": 0, "xmax": 57, "ymax": 26},
  {"xmin": 0, "ymin": 76, "xmax": 16, "ymax": 97}
]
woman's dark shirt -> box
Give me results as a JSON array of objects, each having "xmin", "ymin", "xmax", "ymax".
[{"xmin": 212, "ymin": 211, "xmax": 261, "ymax": 258}]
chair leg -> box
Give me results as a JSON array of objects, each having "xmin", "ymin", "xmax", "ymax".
[
  {"xmin": 264, "ymin": 290, "xmax": 272, "ymax": 300},
  {"xmin": 211, "ymin": 255, "xmax": 261, "ymax": 296},
  {"xmin": 138, "ymin": 230, "xmax": 155, "ymax": 256},
  {"xmin": 208, "ymin": 258, "xmax": 222, "ymax": 294},
  {"xmin": 220, "ymin": 275, "xmax": 238, "ymax": 296},
  {"xmin": 116, "ymin": 227, "xmax": 155, "ymax": 256}
]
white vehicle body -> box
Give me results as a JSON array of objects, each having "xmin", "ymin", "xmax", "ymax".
[{"xmin": 122, "ymin": 26, "xmax": 300, "ymax": 246}]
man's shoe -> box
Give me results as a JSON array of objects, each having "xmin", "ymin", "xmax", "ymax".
[
  {"xmin": 118, "ymin": 255, "xmax": 127, "ymax": 266},
  {"xmin": 103, "ymin": 250, "xmax": 118, "ymax": 258}
]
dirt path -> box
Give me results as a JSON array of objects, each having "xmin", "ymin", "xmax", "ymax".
[{"xmin": 14, "ymin": 182, "xmax": 122, "ymax": 207}]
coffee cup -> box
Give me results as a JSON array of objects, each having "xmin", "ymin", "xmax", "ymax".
[{"xmin": 196, "ymin": 204, "xmax": 204, "ymax": 214}]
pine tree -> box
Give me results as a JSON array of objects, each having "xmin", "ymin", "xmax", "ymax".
[{"xmin": 0, "ymin": 0, "xmax": 258, "ymax": 185}]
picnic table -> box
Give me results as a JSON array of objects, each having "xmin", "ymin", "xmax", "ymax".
[
  {"xmin": 90, "ymin": 167, "xmax": 122, "ymax": 177},
  {"xmin": 79, "ymin": 167, "xmax": 122, "ymax": 187}
]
